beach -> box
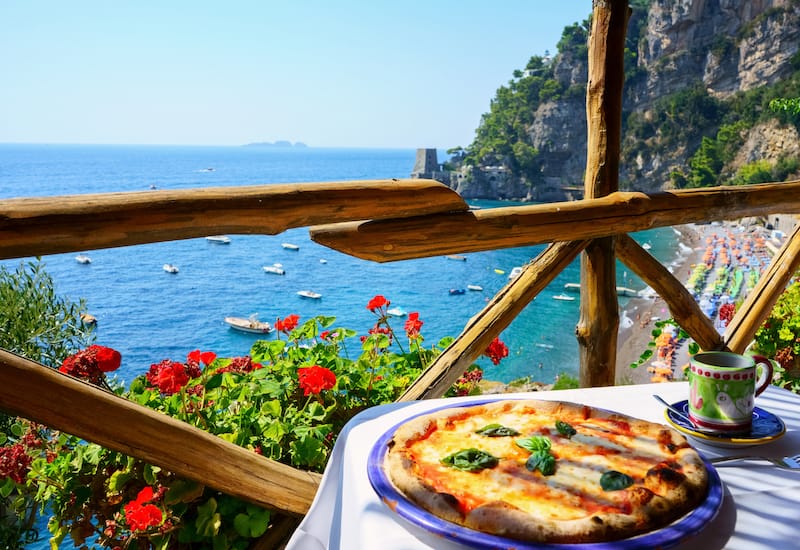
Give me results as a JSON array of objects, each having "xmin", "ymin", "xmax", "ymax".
[{"xmin": 615, "ymin": 219, "xmax": 781, "ymax": 385}]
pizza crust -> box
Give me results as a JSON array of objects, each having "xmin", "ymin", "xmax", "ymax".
[{"xmin": 384, "ymin": 399, "xmax": 709, "ymax": 544}]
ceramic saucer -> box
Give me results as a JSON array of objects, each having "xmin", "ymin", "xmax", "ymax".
[{"xmin": 664, "ymin": 400, "xmax": 786, "ymax": 448}]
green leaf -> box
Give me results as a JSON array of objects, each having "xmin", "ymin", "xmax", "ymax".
[
  {"xmin": 165, "ymin": 479, "xmax": 205, "ymax": 505},
  {"xmin": 195, "ymin": 498, "xmax": 222, "ymax": 538},
  {"xmin": 525, "ymin": 450, "xmax": 556, "ymax": 475},
  {"xmin": 144, "ymin": 463, "xmax": 161, "ymax": 485},
  {"xmin": 555, "ymin": 420, "xmax": 577, "ymax": 438},
  {"xmin": 440, "ymin": 448, "xmax": 499, "ymax": 471},
  {"xmin": 204, "ymin": 373, "xmax": 224, "ymax": 390},
  {"xmin": 475, "ymin": 423, "xmax": 519, "ymax": 437},
  {"xmin": 0, "ymin": 477, "xmax": 16, "ymax": 497},
  {"xmin": 515, "ymin": 435, "xmax": 552, "ymax": 453},
  {"xmin": 600, "ymin": 470, "xmax": 634, "ymax": 491},
  {"xmin": 108, "ymin": 470, "xmax": 133, "ymax": 492}
]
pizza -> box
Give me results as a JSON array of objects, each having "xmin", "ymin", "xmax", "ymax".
[{"xmin": 384, "ymin": 399, "xmax": 709, "ymax": 544}]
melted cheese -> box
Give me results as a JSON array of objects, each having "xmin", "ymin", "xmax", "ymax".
[{"xmin": 404, "ymin": 403, "xmax": 680, "ymax": 520}]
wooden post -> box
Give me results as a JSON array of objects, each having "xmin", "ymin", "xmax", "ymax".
[{"xmin": 577, "ymin": 0, "xmax": 629, "ymax": 387}]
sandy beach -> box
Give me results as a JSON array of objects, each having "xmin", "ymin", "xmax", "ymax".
[{"xmin": 615, "ymin": 219, "xmax": 779, "ymax": 385}]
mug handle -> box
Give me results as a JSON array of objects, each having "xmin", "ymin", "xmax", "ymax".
[{"xmin": 750, "ymin": 354, "xmax": 774, "ymax": 396}]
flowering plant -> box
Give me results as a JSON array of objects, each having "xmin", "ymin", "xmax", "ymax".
[{"xmin": 1, "ymin": 296, "xmax": 508, "ymax": 548}]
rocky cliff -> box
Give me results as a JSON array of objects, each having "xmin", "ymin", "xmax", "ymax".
[{"xmin": 447, "ymin": 0, "xmax": 800, "ymax": 200}]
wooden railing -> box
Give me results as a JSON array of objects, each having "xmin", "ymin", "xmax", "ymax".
[{"xmin": 1, "ymin": 0, "xmax": 798, "ymax": 534}]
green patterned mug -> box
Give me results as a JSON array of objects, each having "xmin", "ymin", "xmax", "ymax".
[{"xmin": 687, "ymin": 351, "xmax": 773, "ymax": 434}]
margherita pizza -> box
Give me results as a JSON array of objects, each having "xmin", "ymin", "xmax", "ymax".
[{"xmin": 384, "ymin": 399, "xmax": 709, "ymax": 544}]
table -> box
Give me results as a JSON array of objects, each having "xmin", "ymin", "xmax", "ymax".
[{"xmin": 286, "ymin": 383, "xmax": 800, "ymax": 550}]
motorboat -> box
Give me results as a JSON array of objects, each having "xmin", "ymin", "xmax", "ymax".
[
  {"xmin": 75, "ymin": 254, "xmax": 92, "ymax": 264},
  {"xmin": 282, "ymin": 243, "xmax": 300, "ymax": 251},
  {"xmin": 387, "ymin": 307, "xmax": 407, "ymax": 317},
  {"xmin": 225, "ymin": 315, "xmax": 273, "ymax": 334},
  {"xmin": 467, "ymin": 284, "xmax": 483, "ymax": 291},
  {"xmin": 205, "ymin": 235, "xmax": 231, "ymax": 244},
  {"xmin": 552, "ymin": 294, "xmax": 576, "ymax": 301},
  {"xmin": 297, "ymin": 290, "xmax": 322, "ymax": 299},
  {"xmin": 564, "ymin": 283, "xmax": 581, "ymax": 292},
  {"xmin": 508, "ymin": 266, "xmax": 523, "ymax": 279},
  {"xmin": 263, "ymin": 265, "xmax": 286, "ymax": 275},
  {"xmin": 449, "ymin": 288, "xmax": 466, "ymax": 295},
  {"xmin": 162, "ymin": 263, "xmax": 179, "ymax": 274},
  {"xmin": 446, "ymin": 254, "xmax": 467, "ymax": 261}
]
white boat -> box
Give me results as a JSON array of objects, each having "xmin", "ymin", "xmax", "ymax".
[
  {"xmin": 224, "ymin": 315, "xmax": 273, "ymax": 334},
  {"xmin": 263, "ymin": 265, "xmax": 286, "ymax": 275},
  {"xmin": 564, "ymin": 282, "xmax": 581, "ymax": 292},
  {"xmin": 162, "ymin": 263, "xmax": 179, "ymax": 274},
  {"xmin": 387, "ymin": 307, "xmax": 407, "ymax": 317},
  {"xmin": 642, "ymin": 242, "xmax": 652, "ymax": 250},
  {"xmin": 552, "ymin": 294, "xmax": 576, "ymax": 301},
  {"xmin": 75, "ymin": 254, "xmax": 92, "ymax": 264},
  {"xmin": 282, "ymin": 243, "xmax": 300, "ymax": 251},
  {"xmin": 508, "ymin": 266, "xmax": 523, "ymax": 279},
  {"xmin": 615, "ymin": 286, "xmax": 638, "ymax": 297},
  {"xmin": 319, "ymin": 258, "xmax": 328, "ymax": 264},
  {"xmin": 446, "ymin": 254, "xmax": 467, "ymax": 261},
  {"xmin": 534, "ymin": 343, "xmax": 554, "ymax": 350},
  {"xmin": 467, "ymin": 284, "xmax": 483, "ymax": 291},
  {"xmin": 297, "ymin": 290, "xmax": 322, "ymax": 299},
  {"xmin": 205, "ymin": 235, "xmax": 231, "ymax": 244}
]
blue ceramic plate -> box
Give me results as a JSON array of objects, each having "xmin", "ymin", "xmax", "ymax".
[
  {"xmin": 368, "ymin": 400, "xmax": 723, "ymax": 550},
  {"xmin": 664, "ymin": 400, "xmax": 786, "ymax": 448}
]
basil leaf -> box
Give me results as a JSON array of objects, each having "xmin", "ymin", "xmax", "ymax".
[
  {"xmin": 475, "ymin": 423, "xmax": 520, "ymax": 437},
  {"xmin": 600, "ymin": 470, "xmax": 634, "ymax": 491},
  {"xmin": 515, "ymin": 435, "xmax": 552, "ymax": 453},
  {"xmin": 440, "ymin": 448, "xmax": 499, "ymax": 472},
  {"xmin": 525, "ymin": 450, "xmax": 556, "ymax": 476},
  {"xmin": 555, "ymin": 420, "xmax": 577, "ymax": 438}
]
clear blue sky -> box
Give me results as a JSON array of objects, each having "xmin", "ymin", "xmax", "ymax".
[{"xmin": 1, "ymin": 1, "xmax": 591, "ymax": 149}]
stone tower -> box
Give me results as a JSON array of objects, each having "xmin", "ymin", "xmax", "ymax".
[{"xmin": 411, "ymin": 148, "xmax": 439, "ymax": 178}]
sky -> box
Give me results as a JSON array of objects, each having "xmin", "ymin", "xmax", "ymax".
[{"xmin": 0, "ymin": 1, "xmax": 591, "ymax": 149}]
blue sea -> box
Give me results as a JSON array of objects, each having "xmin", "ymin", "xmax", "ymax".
[{"xmin": 0, "ymin": 143, "xmax": 681, "ymax": 386}]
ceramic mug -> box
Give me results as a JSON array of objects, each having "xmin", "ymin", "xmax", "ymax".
[{"xmin": 687, "ymin": 351, "xmax": 773, "ymax": 434}]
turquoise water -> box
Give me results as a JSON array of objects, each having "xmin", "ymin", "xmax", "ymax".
[{"xmin": 0, "ymin": 144, "xmax": 682, "ymax": 385}]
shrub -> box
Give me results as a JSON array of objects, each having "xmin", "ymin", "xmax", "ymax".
[{"xmin": 0, "ymin": 296, "xmax": 508, "ymax": 548}]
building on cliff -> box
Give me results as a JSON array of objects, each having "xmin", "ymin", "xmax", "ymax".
[{"xmin": 410, "ymin": 148, "xmax": 451, "ymax": 184}]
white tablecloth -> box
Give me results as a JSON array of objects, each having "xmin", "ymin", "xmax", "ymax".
[{"xmin": 287, "ymin": 383, "xmax": 800, "ymax": 550}]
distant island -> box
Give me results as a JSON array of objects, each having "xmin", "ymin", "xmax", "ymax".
[{"xmin": 243, "ymin": 141, "xmax": 308, "ymax": 148}]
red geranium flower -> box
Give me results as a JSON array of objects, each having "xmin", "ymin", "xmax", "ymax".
[
  {"xmin": 0, "ymin": 443, "xmax": 33, "ymax": 484},
  {"xmin": 58, "ymin": 345, "xmax": 121, "ymax": 386},
  {"xmin": 145, "ymin": 360, "xmax": 197, "ymax": 395},
  {"xmin": 187, "ymin": 349, "xmax": 217, "ymax": 366},
  {"xmin": 404, "ymin": 312, "xmax": 423, "ymax": 337},
  {"xmin": 275, "ymin": 314, "xmax": 300, "ymax": 333},
  {"xmin": 366, "ymin": 295, "xmax": 390, "ymax": 311},
  {"xmin": 215, "ymin": 356, "xmax": 263, "ymax": 374},
  {"xmin": 123, "ymin": 486, "xmax": 163, "ymax": 532},
  {"xmin": 484, "ymin": 337, "xmax": 509, "ymax": 365},
  {"xmin": 297, "ymin": 365, "xmax": 336, "ymax": 396}
]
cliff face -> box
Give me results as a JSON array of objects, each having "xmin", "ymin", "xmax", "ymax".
[{"xmin": 450, "ymin": 0, "xmax": 800, "ymax": 200}]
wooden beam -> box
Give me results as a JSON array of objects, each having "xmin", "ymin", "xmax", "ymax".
[
  {"xmin": 0, "ymin": 179, "xmax": 467, "ymax": 260},
  {"xmin": 725, "ymin": 223, "xmax": 800, "ymax": 352},
  {"xmin": 576, "ymin": 0, "xmax": 629, "ymax": 388},
  {"xmin": 399, "ymin": 240, "xmax": 589, "ymax": 401},
  {"xmin": 615, "ymin": 234, "xmax": 724, "ymax": 352},
  {"xmin": 309, "ymin": 182, "xmax": 800, "ymax": 262},
  {"xmin": 0, "ymin": 350, "xmax": 321, "ymax": 516}
]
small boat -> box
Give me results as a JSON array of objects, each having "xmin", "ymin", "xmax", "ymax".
[
  {"xmin": 552, "ymin": 294, "xmax": 576, "ymax": 301},
  {"xmin": 75, "ymin": 254, "xmax": 92, "ymax": 264},
  {"xmin": 297, "ymin": 290, "xmax": 322, "ymax": 299},
  {"xmin": 387, "ymin": 307, "xmax": 407, "ymax": 317},
  {"xmin": 564, "ymin": 283, "xmax": 581, "ymax": 292},
  {"xmin": 224, "ymin": 315, "xmax": 273, "ymax": 334},
  {"xmin": 494, "ymin": 268, "xmax": 505, "ymax": 275},
  {"xmin": 642, "ymin": 242, "xmax": 652, "ymax": 250},
  {"xmin": 319, "ymin": 258, "xmax": 328, "ymax": 264},
  {"xmin": 467, "ymin": 284, "xmax": 483, "ymax": 292},
  {"xmin": 508, "ymin": 267, "xmax": 523, "ymax": 279},
  {"xmin": 263, "ymin": 265, "xmax": 286, "ymax": 275},
  {"xmin": 446, "ymin": 254, "xmax": 467, "ymax": 261},
  {"xmin": 535, "ymin": 343, "xmax": 554, "ymax": 350},
  {"xmin": 449, "ymin": 288, "xmax": 466, "ymax": 295},
  {"xmin": 80, "ymin": 313, "xmax": 97, "ymax": 325},
  {"xmin": 205, "ymin": 235, "xmax": 231, "ymax": 244},
  {"xmin": 162, "ymin": 263, "xmax": 179, "ymax": 274},
  {"xmin": 616, "ymin": 286, "xmax": 638, "ymax": 297},
  {"xmin": 282, "ymin": 243, "xmax": 300, "ymax": 251}
]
